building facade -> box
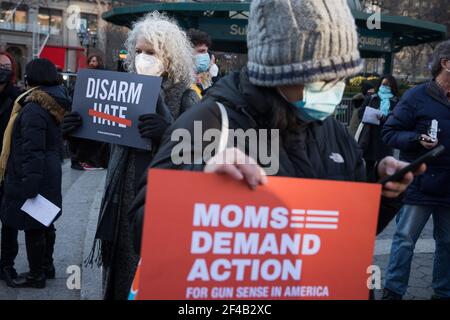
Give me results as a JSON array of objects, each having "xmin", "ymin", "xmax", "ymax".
[{"xmin": 0, "ymin": 0, "xmax": 110, "ymax": 83}]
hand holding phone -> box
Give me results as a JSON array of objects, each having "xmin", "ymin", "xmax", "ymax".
[
  {"xmin": 419, "ymin": 134, "xmax": 439, "ymax": 149},
  {"xmin": 380, "ymin": 145, "xmax": 445, "ymax": 185}
]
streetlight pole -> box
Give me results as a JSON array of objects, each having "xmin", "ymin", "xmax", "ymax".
[{"xmin": 77, "ymin": 26, "xmax": 97, "ymax": 61}]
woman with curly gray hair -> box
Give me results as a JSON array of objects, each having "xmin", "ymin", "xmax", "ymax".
[
  {"xmin": 65, "ymin": 12, "xmax": 200, "ymax": 300},
  {"xmin": 124, "ymin": 11, "xmax": 199, "ymax": 118}
]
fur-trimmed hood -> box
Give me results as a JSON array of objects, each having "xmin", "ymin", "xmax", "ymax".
[{"xmin": 23, "ymin": 85, "xmax": 71, "ymax": 123}]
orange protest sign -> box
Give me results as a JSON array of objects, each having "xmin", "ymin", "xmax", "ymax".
[{"xmin": 137, "ymin": 169, "xmax": 382, "ymax": 300}]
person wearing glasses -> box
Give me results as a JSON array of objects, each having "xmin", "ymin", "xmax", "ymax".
[
  {"xmin": 0, "ymin": 52, "xmax": 21, "ymax": 152},
  {"xmin": 0, "ymin": 51, "xmax": 21, "ymax": 286},
  {"xmin": 128, "ymin": 0, "xmax": 425, "ymax": 284}
]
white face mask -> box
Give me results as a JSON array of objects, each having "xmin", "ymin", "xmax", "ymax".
[
  {"xmin": 135, "ymin": 53, "xmax": 164, "ymax": 76},
  {"xmin": 209, "ymin": 63, "xmax": 219, "ymax": 77}
]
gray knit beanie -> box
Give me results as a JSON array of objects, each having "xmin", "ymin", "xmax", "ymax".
[{"xmin": 247, "ymin": 0, "xmax": 363, "ymax": 87}]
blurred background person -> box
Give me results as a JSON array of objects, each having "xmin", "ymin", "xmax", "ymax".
[
  {"xmin": 87, "ymin": 54, "xmax": 104, "ymax": 70},
  {"xmin": 0, "ymin": 58, "xmax": 71, "ymax": 288},
  {"xmin": 358, "ymin": 75, "xmax": 400, "ymax": 180},
  {"xmin": 0, "ymin": 52, "xmax": 21, "ymax": 152},
  {"xmin": 348, "ymin": 81, "xmax": 375, "ymax": 137},
  {"xmin": 187, "ymin": 29, "xmax": 218, "ymax": 97},
  {"xmin": 209, "ymin": 52, "xmax": 220, "ymax": 83},
  {"xmin": 0, "ymin": 51, "xmax": 21, "ymax": 286}
]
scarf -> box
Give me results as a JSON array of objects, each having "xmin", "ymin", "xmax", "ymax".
[
  {"xmin": 161, "ymin": 78, "xmax": 190, "ymax": 119},
  {"xmin": 196, "ymin": 71, "xmax": 213, "ymax": 92},
  {"xmin": 0, "ymin": 87, "xmax": 37, "ymax": 183},
  {"xmin": 378, "ymin": 85, "xmax": 394, "ymax": 116}
]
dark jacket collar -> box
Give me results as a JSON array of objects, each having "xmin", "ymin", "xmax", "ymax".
[{"xmin": 427, "ymin": 81, "xmax": 450, "ymax": 107}]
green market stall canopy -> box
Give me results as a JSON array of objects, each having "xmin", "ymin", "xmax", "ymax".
[{"xmin": 102, "ymin": 1, "xmax": 447, "ymax": 73}]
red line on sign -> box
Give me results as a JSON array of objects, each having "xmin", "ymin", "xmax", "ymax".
[{"xmin": 88, "ymin": 108, "xmax": 132, "ymax": 127}]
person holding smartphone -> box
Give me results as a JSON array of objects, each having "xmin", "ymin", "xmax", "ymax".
[
  {"xmin": 381, "ymin": 40, "xmax": 450, "ymax": 300},
  {"xmin": 128, "ymin": 0, "xmax": 426, "ymax": 295}
]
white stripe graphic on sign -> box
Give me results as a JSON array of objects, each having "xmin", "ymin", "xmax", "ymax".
[
  {"xmin": 305, "ymin": 224, "xmax": 338, "ymax": 230},
  {"xmin": 291, "ymin": 209, "xmax": 306, "ymax": 215},
  {"xmin": 290, "ymin": 223, "xmax": 304, "ymax": 229},
  {"xmin": 291, "ymin": 216, "xmax": 305, "ymax": 222},
  {"xmin": 307, "ymin": 210, "xmax": 339, "ymax": 216},
  {"xmin": 306, "ymin": 217, "xmax": 339, "ymax": 223}
]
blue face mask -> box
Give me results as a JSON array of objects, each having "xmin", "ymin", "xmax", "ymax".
[
  {"xmin": 285, "ymin": 82, "xmax": 346, "ymax": 121},
  {"xmin": 196, "ymin": 53, "xmax": 210, "ymax": 73}
]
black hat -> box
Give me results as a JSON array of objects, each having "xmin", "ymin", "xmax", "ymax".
[{"xmin": 25, "ymin": 58, "xmax": 62, "ymax": 87}]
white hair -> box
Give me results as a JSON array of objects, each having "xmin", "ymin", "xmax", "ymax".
[{"xmin": 124, "ymin": 11, "xmax": 195, "ymax": 85}]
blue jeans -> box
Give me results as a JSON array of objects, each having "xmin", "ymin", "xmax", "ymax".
[{"xmin": 384, "ymin": 205, "xmax": 450, "ymax": 298}]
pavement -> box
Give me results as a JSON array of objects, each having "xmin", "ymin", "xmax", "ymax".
[
  {"xmin": 0, "ymin": 160, "xmax": 438, "ymax": 300},
  {"xmin": 0, "ymin": 161, "xmax": 105, "ymax": 300}
]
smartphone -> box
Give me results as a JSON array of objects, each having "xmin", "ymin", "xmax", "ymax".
[
  {"xmin": 380, "ymin": 145, "xmax": 446, "ymax": 185},
  {"xmin": 428, "ymin": 119, "xmax": 438, "ymax": 142}
]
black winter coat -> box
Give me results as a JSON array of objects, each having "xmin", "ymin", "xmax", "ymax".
[
  {"xmin": 128, "ymin": 68, "xmax": 401, "ymax": 253},
  {"xmin": 0, "ymin": 86, "xmax": 71, "ymax": 230},
  {"xmin": 0, "ymin": 84, "xmax": 20, "ymax": 151},
  {"xmin": 358, "ymin": 93, "xmax": 399, "ymax": 162}
]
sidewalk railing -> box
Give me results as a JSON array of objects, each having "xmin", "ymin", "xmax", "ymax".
[{"xmin": 335, "ymin": 98, "xmax": 353, "ymax": 127}]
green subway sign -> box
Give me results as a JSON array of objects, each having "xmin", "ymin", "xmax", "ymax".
[
  {"xmin": 197, "ymin": 18, "xmax": 392, "ymax": 52},
  {"xmin": 198, "ymin": 18, "xmax": 248, "ymax": 42},
  {"xmin": 357, "ymin": 29, "xmax": 392, "ymax": 52}
]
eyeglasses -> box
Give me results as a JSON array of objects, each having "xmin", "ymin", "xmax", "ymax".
[
  {"xmin": 0, "ymin": 63, "xmax": 12, "ymax": 70},
  {"xmin": 306, "ymin": 78, "xmax": 346, "ymax": 93}
]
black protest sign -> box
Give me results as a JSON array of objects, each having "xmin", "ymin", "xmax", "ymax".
[{"xmin": 70, "ymin": 69, "xmax": 162, "ymax": 150}]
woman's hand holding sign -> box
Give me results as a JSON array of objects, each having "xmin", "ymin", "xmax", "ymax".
[
  {"xmin": 204, "ymin": 148, "xmax": 267, "ymax": 190},
  {"xmin": 138, "ymin": 113, "xmax": 171, "ymax": 144},
  {"xmin": 138, "ymin": 93, "xmax": 173, "ymax": 145},
  {"xmin": 205, "ymin": 149, "xmax": 426, "ymax": 198},
  {"xmin": 62, "ymin": 111, "xmax": 82, "ymax": 137}
]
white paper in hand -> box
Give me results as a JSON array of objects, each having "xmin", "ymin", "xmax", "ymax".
[
  {"xmin": 21, "ymin": 195, "xmax": 61, "ymax": 227},
  {"xmin": 362, "ymin": 106, "xmax": 383, "ymax": 125}
]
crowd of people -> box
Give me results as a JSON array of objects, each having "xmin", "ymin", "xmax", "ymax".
[{"xmin": 0, "ymin": 0, "xmax": 448, "ymax": 300}]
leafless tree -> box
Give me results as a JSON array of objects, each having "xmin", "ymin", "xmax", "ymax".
[
  {"xmin": 360, "ymin": 0, "xmax": 448, "ymax": 79},
  {"xmin": 94, "ymin": 0, "xmax": 128, "ymax": 70}
]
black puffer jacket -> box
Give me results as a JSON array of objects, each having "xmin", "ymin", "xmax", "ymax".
[
  {"xmin": 383, "ymin": 82, "xmax": 450, "ymax": 207},
  {"xmin": 128, "ymin": 68, "xmax": 401, "ymax": 253},
  {"xmin": 0, "ymin": 86, "xmax": 71, "ymax": 230}
]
